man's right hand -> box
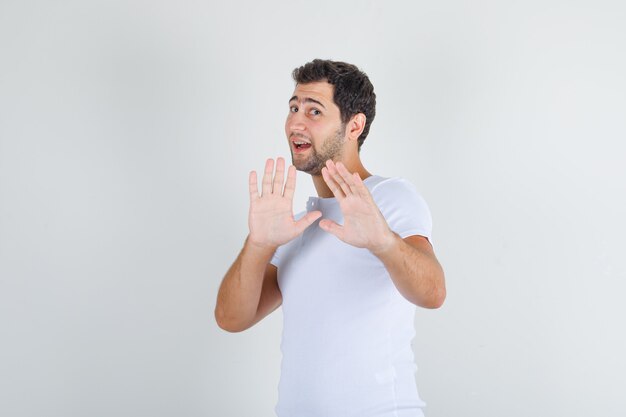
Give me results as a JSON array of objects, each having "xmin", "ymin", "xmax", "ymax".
[{"xmin": 248, "ymin": 157, "xmax": 322, "ymax": 249}]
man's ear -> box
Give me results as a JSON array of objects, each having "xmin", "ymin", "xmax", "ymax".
[{"xmin": 347, "ymin": 113, "xmax": 366, "ymax": 142}]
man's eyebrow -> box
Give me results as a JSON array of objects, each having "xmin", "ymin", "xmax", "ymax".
[{"xmin": 289, "ymin": 95, "xmax": 327, "ymax": 109}]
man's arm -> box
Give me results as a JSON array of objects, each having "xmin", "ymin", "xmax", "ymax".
[
  {"xmin": 319, "ymin": 160, "xmax": 446, "ymax": 309},
  {"xmin": 215, "ymin": 239, "xmax": 282, "ymax": 332},
  {"xmin": 372, "ymin": 234, "xmax": 445, "ymax": 309},
  {"xmin": 214, "ymin": 158, "xmax": 321, "ymax": 332}
]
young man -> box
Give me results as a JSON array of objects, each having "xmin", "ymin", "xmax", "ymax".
[{"xmin": 215, "ymin": 59, "xmax": 446, "ymax": 417}]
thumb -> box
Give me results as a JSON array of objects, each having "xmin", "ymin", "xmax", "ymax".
[
  {"xmin": 319, "ymin": 219, "xmax": 344, "ymax": 239},
  {"xmin": 293, "ymin": 210, "xmax": 322, "ymax": 235}
]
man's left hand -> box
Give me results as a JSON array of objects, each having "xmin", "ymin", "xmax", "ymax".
[{"xmin": 319, "ymin": 160, "xmax": 396, "ymax": 254}]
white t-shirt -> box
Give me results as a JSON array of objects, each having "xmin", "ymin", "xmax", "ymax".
[{"xmin": 271, "ymin": 175, "xmax": 433, "ymax": 417}]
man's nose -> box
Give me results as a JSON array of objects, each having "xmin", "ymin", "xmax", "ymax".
[{"xmin": 287, "ymin": 112, "xmax": 306, "ymax": 132}]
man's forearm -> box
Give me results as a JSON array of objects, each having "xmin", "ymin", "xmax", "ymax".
[
  {"xmin": 372, "ymin": 233, "xmax": 446, "ymax": 309},
  {"xmin": 215, "ymin": 237, "xmax": 277, "ymax": 330}
]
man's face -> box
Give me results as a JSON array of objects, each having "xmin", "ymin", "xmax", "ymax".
[{"xmin": 285, "ymin": 81, "xmax": 346, "ymax": 175}]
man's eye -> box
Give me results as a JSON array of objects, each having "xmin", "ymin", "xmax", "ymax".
[
  {"xmin": 310, "ymin": 109, "xmax": 321, "ymax": 116},
  {"xmin": 290, "ymin": 106, "xmax": 298, "ymax": 113}
]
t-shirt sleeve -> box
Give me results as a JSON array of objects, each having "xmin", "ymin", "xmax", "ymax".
[
  {"xmin": 372, "ymin": 178, "xmax": 433, "ymax": 242},
  {"xmin": 270, "ymin": 244, "xmax": 282, "ymax": 268}
]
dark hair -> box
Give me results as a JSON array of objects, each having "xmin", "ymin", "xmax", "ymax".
[{"xmin": 292, "ymin": 59, "xmax": 376, "ymax": 150}]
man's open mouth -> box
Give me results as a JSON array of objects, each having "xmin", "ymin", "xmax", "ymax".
[{"xmin": 293, "ymin": 141, "xmax": 312, "ymax": 150}]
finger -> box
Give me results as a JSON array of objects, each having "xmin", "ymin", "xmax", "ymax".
[
  {"xmin": 261, "ymin": 158, "xmax": 274, "ymax": 196},
  {"xmin": 249, "ymin": 170, "xmax": 259, "ymax": 201},
  {"xmin": 294, "ymin": 210, "xmax": 322, "ymax": 235},
  {"xmin": 319, "ymin": 219, "xmax": 344, "ymax": 240},
  {"xmin": 321, "ymin": 166, "xmax": 345, "ymax": 199},
  {"xmin": 325, "ymin": 160, "xmax": 352, "ymax": 196},
  {"xmin": 283, "ymin": 165, "xmax": 297, "ymax": 199},
  {"xmin": 273, "ymin": 157, "xmax": 285, "ymax": 195},
  {"xmin": 352, "ymin": 172, "xmax": 375, "ymax": 202},
  {"xmin": 335, "ymin": 162, "xmax": 359, "ymax": 195}
]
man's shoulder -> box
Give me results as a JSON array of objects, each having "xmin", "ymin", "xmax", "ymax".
[
  {"xmin": 368, "ymin": 175, "xmax": 433, "ymax": 239},
  {"xmin": 368, "ymin": 175, "xmax": 430, "ymax": 216},
  {"xmin": 367, "ymin": 175, "xmax": 420, "ymax": 198}
]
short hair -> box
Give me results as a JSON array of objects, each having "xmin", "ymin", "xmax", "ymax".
[{"xmin": 292, "ymin": 59, "xmax": 376, "ymax": 150}]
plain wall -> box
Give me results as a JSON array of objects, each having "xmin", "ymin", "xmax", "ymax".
[{"xmin": 1, "ymin": 0, "xmax": 625, "ymax": 416}]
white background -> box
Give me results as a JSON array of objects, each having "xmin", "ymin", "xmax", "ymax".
[{"xmin": 1, "ymin": 1, "xmax": 625, "ymax": 416}]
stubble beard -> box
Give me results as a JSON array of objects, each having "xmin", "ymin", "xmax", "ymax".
[{"xmin": 291, "ymin": 125, "xmax": 346, "ymax": 175}]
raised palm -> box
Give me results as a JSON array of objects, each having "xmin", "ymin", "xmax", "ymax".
[
  {"xmin": 248, "ymin": 158, "xmax": 321, "ymax": 248},
  {"xmin": 319, "ymin": 160, "xmax": 395, "ymax": 254}
]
